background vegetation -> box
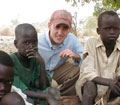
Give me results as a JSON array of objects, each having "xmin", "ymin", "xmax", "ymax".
[{"xmin": 0, "ymin": 0, "xmax": 119, "ymax": 38}]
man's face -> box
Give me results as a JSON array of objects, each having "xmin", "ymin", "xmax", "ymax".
[
  {"xmin": 97, "ymin": 15, "xmax": 120, "ymax": 44},
  {"xmin": 15, "ymin": 33, "xmax": 38, "ymax": 57},
  {"xmin": 48, "ymin": 23, "xmax": 71, "ymax": 45},
  {"xmin": 0, "ymin": 64, "xmax": 14, "ymax": 100}
]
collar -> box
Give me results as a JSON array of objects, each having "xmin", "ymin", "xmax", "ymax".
[
  {"xmin": 45, "ymin": 31, "xmax": 52, "ymax": 48},
  {"xmin": 115, "ymin": 36, "xmax": 120, "ymax": 51},
  {"xmin": 45, "ymin": 31, "xmax": 64, "ymax": 49},
  {"xmin": 96, "ymin": 37, "xmax": 104, "ymax": 48},
  {"xmin": 96, "ymin": 36, "xmax": 120, "ymax": 51}
]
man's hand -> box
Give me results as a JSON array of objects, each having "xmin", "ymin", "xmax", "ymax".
[{"xmin": 59, "ymin": 49, "xmax": 80, "ymax": 62}]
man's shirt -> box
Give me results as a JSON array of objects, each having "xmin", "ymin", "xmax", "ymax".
[{"xmin": 38, "ymin": 31, "xmax": 83, "ymax": 76}]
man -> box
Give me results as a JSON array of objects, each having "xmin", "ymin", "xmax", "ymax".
[{"xmin": 38, "ymin": 9, "xmax": 83, "ymax": 95}]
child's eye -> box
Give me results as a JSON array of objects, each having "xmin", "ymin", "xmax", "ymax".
[
  {"xmin": 104, "ymin": 27, "xmax": 111, "ymax": 30},
  {"xmin": 24, "ymin": 41, "xmax": 29, "ymax": 45},
  {"xmin": 0, "ymin": 80, "xmax": 12, "ymax": 85},
  {"xmin": 5, "ymin": 81, "xmax": 12, "ymax": 85},
  {"xmin": 113, "ymin": 27, "xmax": 120, "ymax": 30}
]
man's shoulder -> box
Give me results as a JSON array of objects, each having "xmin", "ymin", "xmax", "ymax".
[
  {"xmin": 67, "ymin": 33, "xmax": 77, "ymax": 37},
  {"xmin": 38, "ymin": 32, "xmax": 48, "ymax": 43},
  {"xmin": 66, "ymin": 33, "xmax": 79, "ymax": 41},
  {"xmin": 38, "ymin": 32, "xmax": 47, "ymax": 38}
]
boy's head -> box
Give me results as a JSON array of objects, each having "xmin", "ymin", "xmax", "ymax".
[
  {"xmin": 0, "ymin": 92, "xmax": 25, "ymax": 105},
  {"xmin": 97, "ymin": 11, "xmax": 120, "ymax": 44},
  {"xmin": 0, "ymin": 50, "xmax": 14, "ymax": 100},
  {"xmin": 14, "ymin": 23, "xmax": 38, "ymax": 57}
]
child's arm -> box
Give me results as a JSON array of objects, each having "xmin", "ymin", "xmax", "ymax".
[
  {"xmin": 92, "ymin": 76, "xmax": 120, "ymax": 96},
  {"xmin": 25, "ymin": 89, "xmax": 60, "ymax": 105},
  {"xmin": 25, "ymin": 90, "xmax": 50, "ymax": 100},
  {"xmin": 26, "ymin": 48, "xmax": 49, "ymax": 89},
  {"xmin": 36, "ymin": 54, "xmax": 50, "ymax": 89}
]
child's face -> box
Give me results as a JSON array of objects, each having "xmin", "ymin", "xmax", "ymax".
[
  {"xmin": 97, "ymin": 15, "xmax": 120, "ymax": 44},
  {"xmin": 0, "ymin": 64, "xmax": 14, "ymax": 100},
  {"xmin": 15, "ymin": 33, "xmax": 38, "ymax": 57}
]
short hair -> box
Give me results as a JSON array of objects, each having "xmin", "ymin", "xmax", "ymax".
[
  {"xmin": 98, "ymin": 11, "xmax": 119, "ymax": 27},
  {"xmin": 0, "ymin": 50, "xmax": 14, "ymax": 67},
  {"xmin": 15, "ymin": 23, "xmax": 37, "ymax": 40},
  {"xmin": 0, "ymin": 92, "xmax": 25, "ymax": 105}
]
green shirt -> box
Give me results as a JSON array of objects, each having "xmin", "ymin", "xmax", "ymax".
[{"xmin": 10, "ymin": 53, "xmax": 52, "ymax": 105}]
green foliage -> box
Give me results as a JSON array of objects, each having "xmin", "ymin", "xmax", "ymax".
[
  {"xmin": 84, "ymin": 16, "xmax": 97, "ymax": 29},
  {"xmin": 82, "ymin": 16, "xmax": 97, "ymax": 37},
  {"xmin": 65, "ymin": 0, "xmax": 80, "ymax": 6},
  {"xmin": 65, "ymin": 0, "xmax": 120, "ymax": 16}
]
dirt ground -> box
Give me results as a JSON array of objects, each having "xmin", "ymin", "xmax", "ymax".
[{"xmin": 0, "ymin": 36, "xmax": 17, "ymax": 53}]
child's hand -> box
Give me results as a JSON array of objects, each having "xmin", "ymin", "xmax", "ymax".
[
  {"xmin": 26, "ymin": 47, "xmax": 44, "ymax": 64},
  {"xmin": 26, "ymin": 47, "xmax": 38, "ymax": 58},
  {"xmin": 109, "ymin": 79, "xmax": 120, "ymax": 96}
]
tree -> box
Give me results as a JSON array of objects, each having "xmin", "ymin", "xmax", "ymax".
[
  {"xmin": 71, "ymin": 11, "xmax": 85, "ymax": 37},
  {"xmin": 83, "ymin": 16, "xmax": 97, "ymax": 37},
  {"xmin": 71, "ymin": 12, "xmax": 78, "ymax": 36},
  {"xmin": 0, "ymin": 27, "xmax": 12, "ymax": 36},
  {"xmin": 65, "ymin": 0, "xmax": 120, "ymax": 16}
]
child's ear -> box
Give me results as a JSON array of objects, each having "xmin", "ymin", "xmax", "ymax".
[
  {"xmin": 97, "ymin": 28, "xmax": 100, "ymax": 35},
  {"xmin": 14, "ymin": 40, "xmax": 17, "ymax": 48}
]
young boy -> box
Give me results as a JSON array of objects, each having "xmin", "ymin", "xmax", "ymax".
[
  {"xmin": 0, "ymin": 92, "xmax": 25, "ymax": 105},
  {"xmin": 76, "ymin": 11, "xmax": 120, "ymax": 105},
  {"xmin": 0, "ymin": 50, "xmax": 27, "ymax": 105},
  {"xmin": 0, "ymin": 50, "xmax": 14, "ymax": 100},
  {"xmin": 10, "ymin": 23, "xmax": 60, "ymax": 105}
]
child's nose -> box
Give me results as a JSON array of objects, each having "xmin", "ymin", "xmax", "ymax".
[
  {"xmin": 29, "ymin": 43, "xmax": 33, "ymax": 49},
  {"xmin": 110, "ymin": 28, "xmax": 115, "ymax": 34}
]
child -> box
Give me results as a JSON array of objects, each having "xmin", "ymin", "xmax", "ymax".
[
  {"xmin": 76, "ymin": 11, "xmax": 120, "ymax": 105},
  {"xmin": 0, "ymin": 50, "xmax": 32, "ymax": 105},
  {"xmin": 0, "ymin": 92, "xmax": 25, "ymax": 105},
  {"xmin": 10, "ymin": 23, "xmax": 60, "ymax": 105},
  {"xmin": 0, "ymin": 50, "xmax": 14, "ymax": 100},
  {"xmin": 0, "ymin": 50, "xmax": 27, "ymax": 104}
]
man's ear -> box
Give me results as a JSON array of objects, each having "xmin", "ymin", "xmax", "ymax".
[
  {"xmin": 48, "ymin": 22, "xmax": 51, "ymax": 30},
  {"xmin": 14, "ymin": 40, "xmax": 17, "ymax": 48},
  {"xmin": 97, "ymin": 28, "xmax": 100, "ymax": 35}
]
